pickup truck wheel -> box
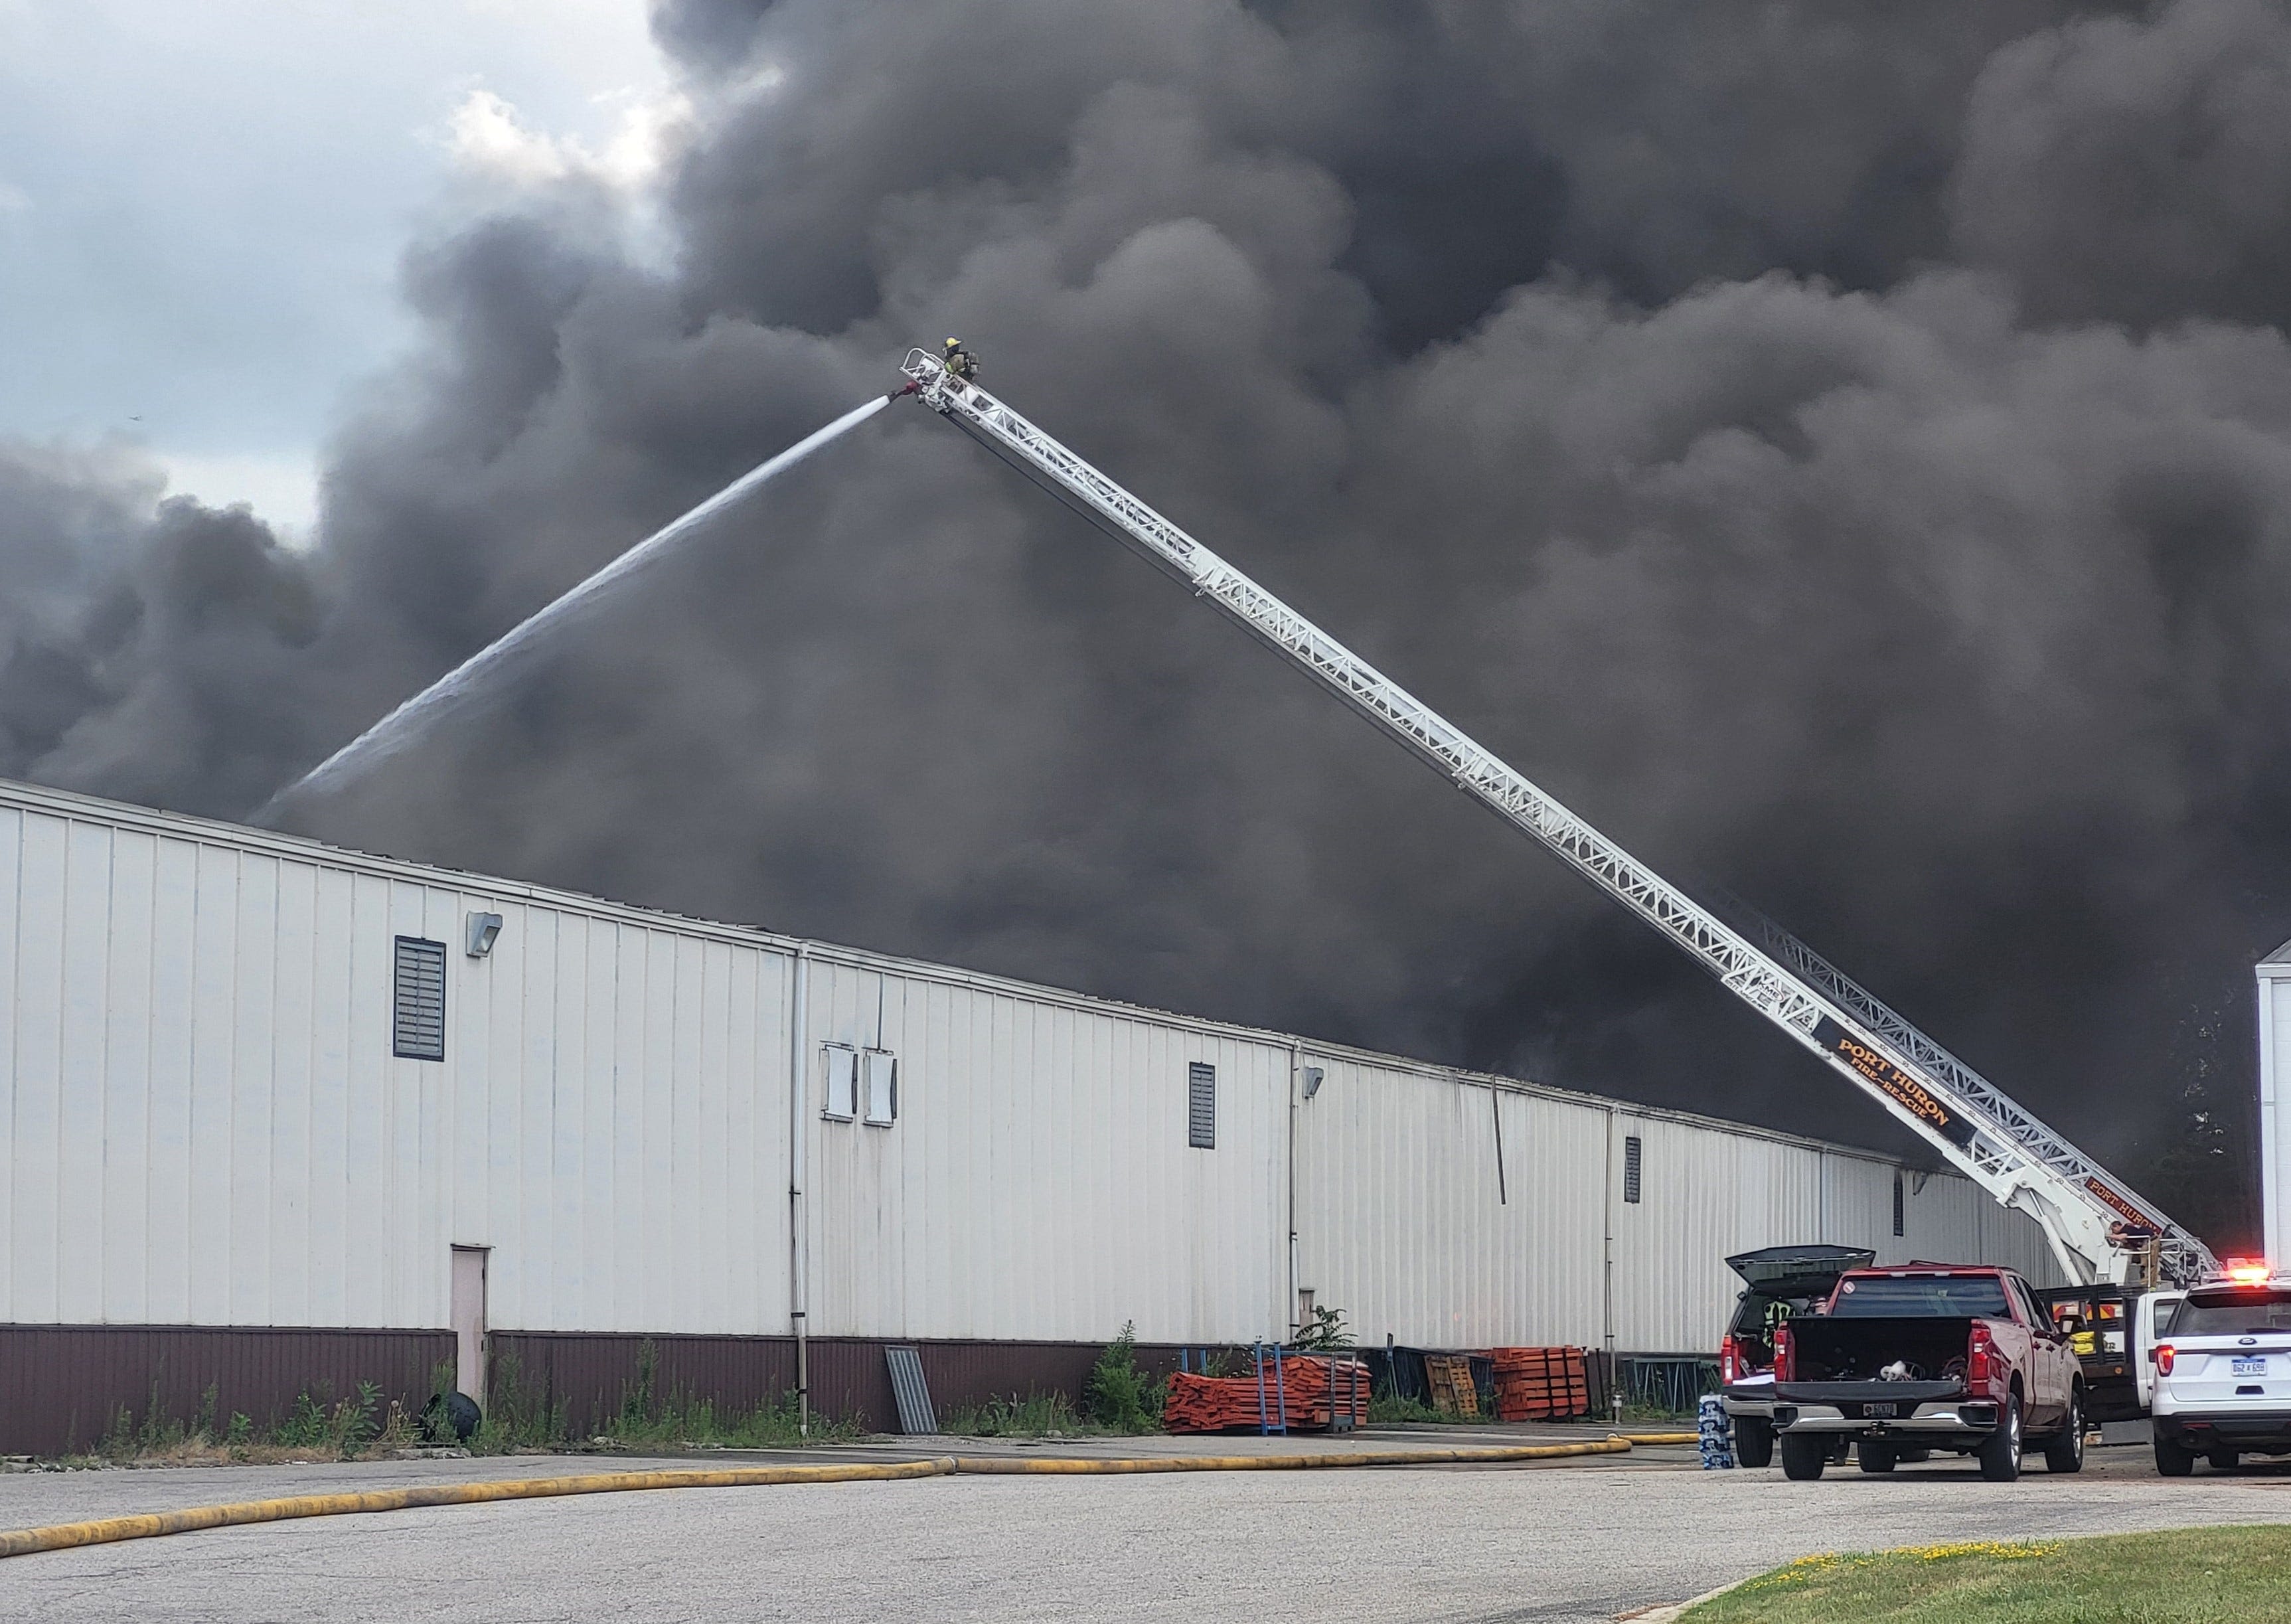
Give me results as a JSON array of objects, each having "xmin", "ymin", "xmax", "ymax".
[
  {"xmin": 2041, "ymin": 1390, "xmax": 2085, "ymax": 1474},
  {"xmin": 2207, "ymin": 1449, "xmax": 2240, "ymax": 1471},
  {"xmin": 1780, "ymin": 1431, "xmax": 1829, "ymax": 1481},
  {"xmin": 1735, "ymin": 1418, "xmax": 1773, "ymax": 1468},
  {"xmin": 1857, "ymin": 1441, "xmax": 1896, "ymax": 1473},
  {"xmin": 1976, "ymin": 1395, "xmax": 2023, "ymax": 1482},
  {"xmin": 2154, "ymin": 1434, "xmax": 2195, "ymax": 1477}
]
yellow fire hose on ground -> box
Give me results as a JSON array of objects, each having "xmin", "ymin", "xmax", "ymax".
[{"xmin": 0, "ymin": 1435, "xmax": 1692, "ymax": 1562}]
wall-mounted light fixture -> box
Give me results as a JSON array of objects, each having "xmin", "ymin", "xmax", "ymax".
[
  {"xmin": 465, "ymin": 911, "xmax": 503, "ymax": 958},
  {"xmin": 1303, "ymin": 1066, "xmax": 1324, "ymax": 1099}
]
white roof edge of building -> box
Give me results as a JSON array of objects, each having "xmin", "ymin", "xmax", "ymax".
[
  {"xmin": 1, "ymin": 772, "xmax": 1936, "ymax": 1173},
  {"xmin": 2260, "ymin": 937, "xmax": 2291, "ymax": 974}
]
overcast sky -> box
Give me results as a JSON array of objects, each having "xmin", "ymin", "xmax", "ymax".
[{"xmin": 0, "ymin": 0, "xmax": 668, "ymax": 535}]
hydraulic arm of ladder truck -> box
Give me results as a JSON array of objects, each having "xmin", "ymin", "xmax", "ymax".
[{"xmin": 894, "ymin": 348, "xmax": 2217, "ymax": 1291}]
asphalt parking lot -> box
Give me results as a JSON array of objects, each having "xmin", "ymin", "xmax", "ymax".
[{"xmin": 5, "ymin": 1437, "xmax": 2289, "ymax": 1623}]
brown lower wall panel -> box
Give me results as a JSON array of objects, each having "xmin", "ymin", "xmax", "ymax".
[
  {"xmin": 0, "ymin": 1327, "xmax": 1195, "ymax": 1453},
  {"xmin": 0, "ymin": 1325, "xmax": 455, "ymax": 1457},
  {"xmin": 493, "ymin": 1333, "xmax": 1186, "ymax": 1435}
]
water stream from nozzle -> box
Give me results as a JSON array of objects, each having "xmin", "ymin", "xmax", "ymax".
[{"xmin": 261, "ymin": 393, "xmax": 893, "ymax": 817}]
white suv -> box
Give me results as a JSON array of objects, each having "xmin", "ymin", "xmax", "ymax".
[{"xmin": 2152, "ymin": 1281, "xmax": 2291, "ymax": 1474}]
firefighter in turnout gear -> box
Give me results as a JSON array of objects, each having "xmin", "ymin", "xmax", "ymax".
[{"xmin": 942, "ymin": 337, "xmax": 979, "ymax": 382}]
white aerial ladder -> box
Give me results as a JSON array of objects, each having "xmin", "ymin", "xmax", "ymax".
[{"xmin": 895, "ymin": 350, "xmax": 2215, "ymax": 1289}]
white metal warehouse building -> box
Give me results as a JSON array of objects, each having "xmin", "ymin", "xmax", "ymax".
[
  {"xmin": 0, "ymin": 775, "xmax": 2060, "ymax": 1449},
  {"xmin": 2254, "ymin": 937, "xmax": 2291, "ymax": 1269}
]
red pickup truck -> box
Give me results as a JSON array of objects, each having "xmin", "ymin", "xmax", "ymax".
[{"xmin": 1770, "ymin": 1264, "xmax": 2085, "ymax": 1481}]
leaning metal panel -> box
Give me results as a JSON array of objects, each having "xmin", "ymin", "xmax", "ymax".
[
  {"xmin": 884, "ymin": 1344, "xmax": 938, "ymax": 1434},
  {"xmin": 898, "ymin": 351, "xmax": 2206, "ymax": 1284}
]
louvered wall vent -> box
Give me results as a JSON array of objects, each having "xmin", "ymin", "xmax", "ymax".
[
  {"xmin": 1187, "ymin": 1062, "xmax": 1216, "ymax": 1150},
  {"xmin": 393, "ymin": 937, "xmax": 447, "ymax": 1062}
]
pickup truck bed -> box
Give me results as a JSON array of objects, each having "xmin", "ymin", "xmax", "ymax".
[{"xmin": 1781, "ymin": 1315, "xmax": 1978, "ymax": 1387}]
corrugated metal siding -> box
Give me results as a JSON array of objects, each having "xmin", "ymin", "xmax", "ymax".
[
  {"xmin": 1607, "ymin": 1114, "xmax": 1823, "ymax": 1354},
  {"xmin": 802, "ymin": 962, "xmax": 1289, "ymax": 1344},
  {"xmin": 0, "ymin": 803, "xmax": 793, "ymax": 1337},
  {"xmin": 491, "ymin": 1331, "xmax": 800, "ymax": 1436},
  {"xmin": 489, "ymin": 1333, "xmax": 1180, "ymax": 1435},
  {"xmin": 1297, "ymin": 1062, "xmax": 1608, "ymax": 1349},
  {"xmin": 799, "ymin": 1339, "xmax": 1170, "ymax": 1434},
  {"xmin": 2259, "ymin": 961, "xmax": 2288, "ymax": 1266},
  {"xmin": 0, "ymin": 1325, "xmax": 453, "ymax": 1457},
  {"xmin": 1, "ymin": 777, "xmax": 2066, "ymax": 1374},
  {"xmin": 1304, "ymin": 1080, "xmax": 2062, "ymax": 1360}
]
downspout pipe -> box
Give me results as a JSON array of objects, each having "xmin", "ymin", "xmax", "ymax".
[
  {"xmin": 1287, "ymin": 1043, "xmax": 1301, "ymax": 1341},
  {"xmin": 790, "ymin": 941, "xmax": 811, "ymax": 1437},
  {"xmin": 1603, "ymin": 1107, "xmax": 1617, "ymax": 1412}
]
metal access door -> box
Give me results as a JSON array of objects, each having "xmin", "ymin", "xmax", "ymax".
[{"xmin": 451, "ymin": 1246, "xmax": 490, "ymax": 1405}]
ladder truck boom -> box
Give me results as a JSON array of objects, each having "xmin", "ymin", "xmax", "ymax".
[
  {"xmin": 1722, "ymin": 896, "xmax": 2199, "ymax": 1272},
  {"xmin": 896, "ymin": 349, "xmax": 2214, "ymax": 1289}
]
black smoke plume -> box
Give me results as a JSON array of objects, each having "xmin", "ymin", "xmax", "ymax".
[{"xmin": 9, "ymin": 0, "xmax": 2290, "ymax": 1245}]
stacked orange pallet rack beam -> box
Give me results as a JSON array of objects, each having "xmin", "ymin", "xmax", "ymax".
[
  {"xmin": 1490, "ymin": 1347, "xmax": 1591, "ymax": 1421},
  {"xmin": 1163, "ymin": 1353, "xmax": 1372, "ymax": 1434}
]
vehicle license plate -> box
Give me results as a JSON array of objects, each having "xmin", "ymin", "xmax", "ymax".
[
  {"xmin": 2233, "ymin": 1356, "xmax": 2268, "ymax": 1377},
  {"xmin": 1862, "ymin": 1402, "xmax": 1897, "ymax": 1418}
]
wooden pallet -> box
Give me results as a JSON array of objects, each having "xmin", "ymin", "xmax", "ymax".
[{"xmin": 1425, "ymin": 1352, "xmax": 1480, "ymax": 1419}]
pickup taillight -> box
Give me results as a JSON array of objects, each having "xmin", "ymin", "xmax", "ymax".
[
  {"xmin": 1773, "ymin": 1324, "xmax": 1794, "ymax": 1382},
  {"xmin": 2156, "ymin": 1344, "xmax": 2175, "ymax": 1376},
  {"xmin": 1967, "ymin": 1321, "xmax": 1996, "ymax": 1390},
  {"xmin": 1720, "ymin": 1335, "xmax": 1739, "ymax": 1384}
]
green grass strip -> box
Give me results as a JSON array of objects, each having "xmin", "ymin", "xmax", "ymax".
[{"xmin": 1684, "ymin": 1524, "xmax": 2291, "ymax": 1623}]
